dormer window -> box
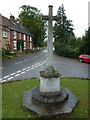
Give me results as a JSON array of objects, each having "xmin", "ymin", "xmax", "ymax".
[
  {"xmin": 13, "ymin": 31, "xmax": 17, "ymax": 39},
  {"xmin": 3, "ymin": 31, "xmax": 7, "ymax": 38}
]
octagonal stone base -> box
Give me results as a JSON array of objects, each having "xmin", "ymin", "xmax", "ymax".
[{"xmin": 22, "ymin": 86, "xmax": 78, "ymax": 117}]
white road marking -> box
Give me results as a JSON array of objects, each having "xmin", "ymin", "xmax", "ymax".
[
  {"xmin": 7, "ymin": 77, "xmax": 13, "ymax": 80},
  {"xmin": 16, "ymin": 70, "xmax": 21, "ymax": 73},
  {"xmin": 27, "ymin": 66, "xmax": 31, "ymax": 69},
  {"xmin": 15, "ymin": 61, "xmax": 24, "ymax": 65},
  {"xmin": 15, "ymin": 59, "xmax": 29, "ymax": 65},
  {"xmin": 1, "ymin": 80, "xmax": 6, "ymax": 83},
  {"xmin": 32, "ymin": 64, "xmax": 36, "ymax": 67},
  {"xmin": 4, "ymin": 75, "xmax": 10, "ymax": 79},
  {"xmin": 11, "ymin": 73, "xmax": 16, "ymax": 76},
  {"xmin": 26, "ymin": 69, "xmax": 31, "ymax": 71},
  {"xmin": 15, "ymin": 74, "xmax": 20, "ymax": 77},
  {"xmin": 39, "ymin": 63, "xmax": 44, "ymax": 66},
  {"xmin": 2, "ymin": 59, "xmax": 47, "ymax": 82},
  {"xmin": 22, "ymin": 68, "xmax": 27, "ymax": 71},
  {"xmin": 31, "ymin": 67, "xmax": 34, "ymax": 70},
  {"xmin": 20, "ymin": 71, "xmax": 25, "ymax": 74},
  {"xmin": 34, "ymin": 65, "xmax": 38, "ymax": 68}
]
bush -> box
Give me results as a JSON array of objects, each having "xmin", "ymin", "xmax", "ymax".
[
  {"xmin": 5, "ymin": 55, "xmax": 13, "ymax": 59},
  {"xmin": 25, "ymin": 49, "xmax": 30, "ymax": 54},
  {"xmin": 55, "ymin": 43, "xmax": 79, "ymax": 59},
  {"xmin": 5, "ymin": 50, "xmax": 11, "ymax": 55},
  {"xmin": 25, "ymin": 49, "xmax": 34, "ymax": 54},
  {"xmin": 2, "ymin": 48, "xmax": 6, "ymax": 57}
]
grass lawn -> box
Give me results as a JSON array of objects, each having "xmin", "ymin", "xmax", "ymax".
[{"xmin": 2, "ymin": 78, "xmax": 89, "ymax": 119}]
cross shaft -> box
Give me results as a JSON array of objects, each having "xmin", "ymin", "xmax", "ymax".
[{"xmin": 42, "ymin": 5, "xmax": 58, "ymax": 68}]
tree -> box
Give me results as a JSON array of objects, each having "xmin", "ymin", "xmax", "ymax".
[
  {"xmin": 79, "ymin": 27, "xmax": 90, "ymax": 54},
  {"xmin": 53, "ymin": 4, "xmax": 75, "ymax": 57},
  {"xmin": 54, "ymin": 4, "xmax": 74, "ymax": 44},
  {"xmin": 17, "ymin": 5, "xmax": 47, "ymax": 47}
]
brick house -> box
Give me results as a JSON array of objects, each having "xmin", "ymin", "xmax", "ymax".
[{"xmin": 0, "ymin": 14, "xmax": 34, "ymax": 52}]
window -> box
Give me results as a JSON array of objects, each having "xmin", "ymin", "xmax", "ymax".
[
  {"xmin": 13, "ymin": 31, "xmax": 17, "ymax": 39},
  {"xmin": 24, "ymin": 41, "xmax": 26, "ymax": 49},
  {"xmin": 3, "ymin": 31, "xmax": 7, "ymax": 38},
  {"xmin": 14, "ymin": 41, "xmax": 17, "ymax": 49},
  {"xmin": 27, "ymin": 36, "xmax": 29, "ymax": 41},
  {"xmin": 19, "ymin": 33, "xmax": 21, "ymax": 39},
  {"xmin": 30, "ymin": 43, "xmax": 32, "ymax": 49},
  {"xmin": 30, "ymin": 36, "xmax": 32, "ymax": 42},
  {"xmin": 23, "ymin": 34, "xmax": 26, "ymax": 40}
]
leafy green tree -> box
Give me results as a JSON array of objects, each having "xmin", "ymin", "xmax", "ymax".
[
  {"xmin": 53, "ymin": 4, "xmax": 75, "ymax": 57},
  {"xmin": 54, "ymin": 4, "xmax": 74, "ymax": 44},
  {"xmin": 79, "ymin": 27, "xmax": 90, "ymax": 54},
  {"xmin": 17, "ymin": 5, "xmax": 47, "ymax": 47}
]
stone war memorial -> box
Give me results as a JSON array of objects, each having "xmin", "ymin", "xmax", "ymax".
[{"xmin": 22, "ymin": 5, "xmax": 78, "ymax": 117}]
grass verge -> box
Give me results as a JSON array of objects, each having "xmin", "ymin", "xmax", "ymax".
[{"xmin": 2, "ymin": 78, "xmax": 89, "ymax": 119}]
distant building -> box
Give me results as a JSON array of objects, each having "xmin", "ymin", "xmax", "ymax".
[{"xmin": 0, "ymin": 14, "xmax": 34, "ymax": 52}]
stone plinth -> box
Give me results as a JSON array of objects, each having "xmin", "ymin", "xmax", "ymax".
[
  {"xmin": 22, "ymin": 67, "xmax": 78, "ymax": 117},
  {"xmin": 40, "ymin": 77, "xmax": 60, "ymax": 93},
  {"xmin": 22, "ymin": 86, "xmax": 78, "ymax": 117},
  {"xmin": 40, "ymin": 66, "xmax": 61, "ymax": 94}
]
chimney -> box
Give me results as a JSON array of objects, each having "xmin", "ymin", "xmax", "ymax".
[
  {"xmin": 19, "ymin": 19, "xmax": 23, "ymax": 26},
  {"xmin": 10, "ymin": 15, "xmax": 16, "ymax": 23}
]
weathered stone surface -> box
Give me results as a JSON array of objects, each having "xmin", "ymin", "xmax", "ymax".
[
  {"xmin": 40, "ymin": 77, "xmax": 60, "ymax": 93},
  {"xmin": 22, "ymin": 86, "xmax": 78, "ymax": 117},
  {"xmin": 32, "ymin": 86, "xmax": 68, "ymax": 105},
  {"xmin": 40, "ymin": 66, "xmax": 61, "ymax": 78}
]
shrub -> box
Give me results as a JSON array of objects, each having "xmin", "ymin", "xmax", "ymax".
[
  {"xmin": 2, "ymin": 48, "xmax": 6, "ymax": 57},
  {"xmin": 55, "ymin": 43, "xmax": 79, "ymax": 58},
  {"xmin": 5, "ymin": 50, "xmax": 11, "ymax": 55}
]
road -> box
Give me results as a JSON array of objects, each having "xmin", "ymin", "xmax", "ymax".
[{"xmin": 1, "ymin": 49, "xmax": 90, "ymax": 83}]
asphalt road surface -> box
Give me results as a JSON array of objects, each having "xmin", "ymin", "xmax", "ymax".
[{"xmin": 1, "ymin": 49, "xmax": 90, "ymax": 83}]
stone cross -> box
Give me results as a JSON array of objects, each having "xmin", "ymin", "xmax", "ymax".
[
  {"xmin": 42, "ymin": 5, "xmax": 58, "ymax": 68},
  {"xmin": 23, "ymin": 6, "xmax": 78, "ymax": 118},
  {"xmin": 40, "ymin": 5, "xmax": 60, "ymax": 94},
  {"xmin": 23, "ymin": 6, "xmax": 78, "ymax": 117}
]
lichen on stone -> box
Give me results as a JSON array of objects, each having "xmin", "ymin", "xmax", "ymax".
[{"xmin": 40, "ymin": 66, "xmax": 61, "ymax": 78}]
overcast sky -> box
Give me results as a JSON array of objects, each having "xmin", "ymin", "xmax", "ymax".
[{"xmin": 0, "ymin": 0, "xmax": 89, "ymax": 38}]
